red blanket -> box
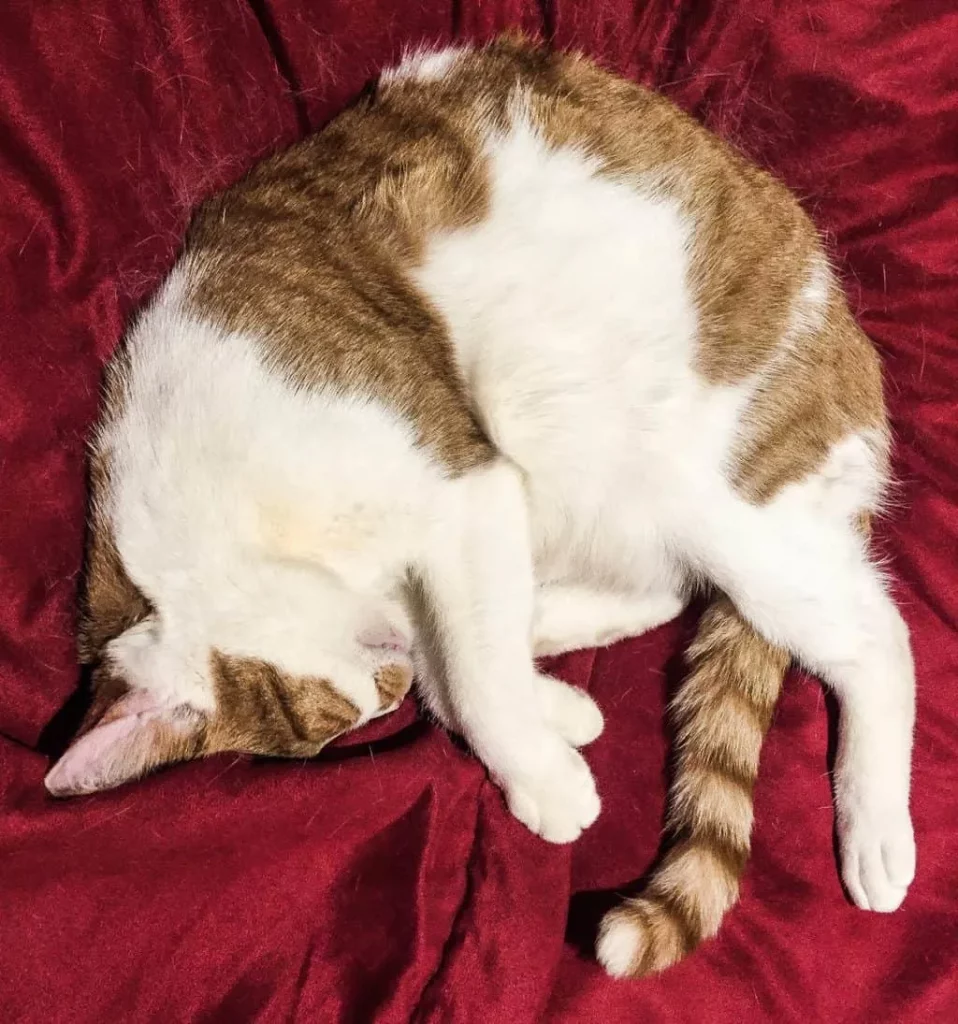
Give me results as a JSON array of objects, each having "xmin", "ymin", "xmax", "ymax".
[{"xmin": 2, "ymin": 2, "xmax": 956, "ymax": 1020}]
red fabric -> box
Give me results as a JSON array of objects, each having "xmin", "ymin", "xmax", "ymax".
[{"xmin": 1, "ymin": 2, "xmax": 956, "ymax": 1020}]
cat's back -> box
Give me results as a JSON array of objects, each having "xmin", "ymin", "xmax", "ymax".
[{"xmin": 179, "ymin": 36, "xmax": 884, "ymax": 499}]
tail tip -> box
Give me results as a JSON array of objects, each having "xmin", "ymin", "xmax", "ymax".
[
  {"xmin": 597, "ymin": 894, "xmax": 699, "ymax": 978},
  {"xmin": 596, "ymin": 909, "xmax": 645, "ymax": 979}
]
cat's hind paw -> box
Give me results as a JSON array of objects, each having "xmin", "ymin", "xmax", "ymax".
[
  {"xmin": 840, "ymin": 805, "xmax": 915, "ymax": 912},
  {"xmin": 536, "ymin": 673, "xmax": 604, "ymax": 748}
]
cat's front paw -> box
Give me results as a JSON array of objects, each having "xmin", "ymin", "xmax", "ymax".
[
  {"xmin": 839, "ymin": 804, "xmax": 915, "ymax": 912},
  {"xmin": 499, "ymin": 734, "xmax": 600, "ymax": 844},
  {"xmin": 536, "ymin": 673, "xmax": 604, "ymax": 748}
]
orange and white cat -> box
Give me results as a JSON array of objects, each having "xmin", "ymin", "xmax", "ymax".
[{"xmin": 45, "ymin": 37, "xmax": 915, "ymax": 977}]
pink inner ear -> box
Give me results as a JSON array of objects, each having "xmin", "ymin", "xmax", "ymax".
[
  {"xmin": 44, "ymin": 715, "xmax": 143, "ymax": 797},
  {"xmin": 44, "ymin": 691, "xmax": 195, "ymax": 798}
]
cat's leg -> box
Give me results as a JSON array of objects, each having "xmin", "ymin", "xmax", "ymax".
[
  {"xmin": 417, "ymin": 659, "xmax": 604, "ymax": 749},
  {"xmin": 532, "ymin": 671, "xmax": 605, "ymax": 747},
  {"xmin": 533, "ymin": 584, "xmax": 685, "ymax": 656},
  {"xmin": 692, "ymin": 504, "xmax": 915, "ymax": 912},
  {"xmin": 415, "ymin": 459, "xmax": 600, "ymax": 843}
]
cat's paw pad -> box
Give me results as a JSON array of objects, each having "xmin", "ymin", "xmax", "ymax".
[
  {"xmin": 840, "ymin": 806, "xmax": 915, "ymax": 912},
  {"xmin": 536, "ymin": 673, "xmax": 604, "ymax": 748},
  {"xmin": 501, "ymin": 738, "xmax": 600, "ymax": 844}
]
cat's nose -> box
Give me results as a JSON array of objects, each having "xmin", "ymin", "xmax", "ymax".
[{"xmin": 358, "ymin": 622, "xmax": 410, "ymax": 655}]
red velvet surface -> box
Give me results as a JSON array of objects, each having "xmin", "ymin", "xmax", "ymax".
[{"xmin": 2, "ymin": 2, "xmax": 956, "ymax": 1021}]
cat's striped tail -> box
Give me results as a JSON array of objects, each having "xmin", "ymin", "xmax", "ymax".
[{"xmin": 596, "ymin": 595, "xmax": 790, "ymax": 977}]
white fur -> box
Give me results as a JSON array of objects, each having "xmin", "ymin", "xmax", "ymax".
[
  {"xmin": 785, "ymin": 254, "xmax": 831, "ymax": 342},
  {"xmin": 596, "ymin": 916, "xmax": 645, "ymax": 979},
  {"xmin": 381, "ymin": 45, "xmax": 466, "ymax": 84},
  {"xmin": 533, "ymin": 586, "xmax": 686, "ymax": 657},
  {"xmin": 100, "ymin": 85, "xmax": 914, "ymax": 911},
  {"xmin": 534, "ymin": 673, "xmax": 605, "ymax": 748}
]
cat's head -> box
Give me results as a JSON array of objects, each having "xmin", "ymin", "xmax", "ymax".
[{"xmin": 44, "ymin": 503, "xmax": 414, "ymax": 798}]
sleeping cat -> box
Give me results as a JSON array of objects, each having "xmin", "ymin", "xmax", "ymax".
[{"xmin": 44, "ymin": 36, "xmax": 916, "ymax": 978}]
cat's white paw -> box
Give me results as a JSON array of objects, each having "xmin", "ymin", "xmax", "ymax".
[
  {"xmin": 536, "ymin": 673, "xmax": 604, "ymax": 748},
  {"xmin": 499, "ymin": 734, "xmax": 600, "ymax": 844},
  {"xmin": 839, "ymin": 806, "xmax": 915, "ymax": 912}
]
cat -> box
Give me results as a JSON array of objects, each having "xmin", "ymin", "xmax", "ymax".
[{"xmin": 44, "ymin": 36, "xmax": 916, "ymax": 978}]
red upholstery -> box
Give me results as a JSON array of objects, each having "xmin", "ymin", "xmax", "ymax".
[{"xmin": 1, "ymin": 3, "xmax": 955, "ymax": 1020}]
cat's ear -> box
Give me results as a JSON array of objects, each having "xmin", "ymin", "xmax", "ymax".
[{"xmin": 44, "ymin": 689, "xmax": 206, "ymax": 797}]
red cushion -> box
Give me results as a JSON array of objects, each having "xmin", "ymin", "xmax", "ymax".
[{"xmin": 1, "ymin": 2, "xmax": 955, "ymax": 1020}]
